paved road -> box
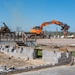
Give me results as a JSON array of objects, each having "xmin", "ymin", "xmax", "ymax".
[{"xmin": 14, "ymin": 66, "xmax": 75, "ymax": 75}]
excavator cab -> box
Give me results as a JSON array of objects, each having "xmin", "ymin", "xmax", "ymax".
[
  {"xmin": 33, "ymin": 26, "xmax": 40, "ymax": 30},
  {"xmin": 31, "ymin": 26, "xmax": 43, "ymax": 35}
]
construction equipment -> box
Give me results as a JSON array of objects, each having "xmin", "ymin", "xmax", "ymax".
[
  {"xmin": 0, "ymin": 22, "xmax": 10, "ymax": 32},
  {"xmin": 30, "ymin": 20, "xmax": 70, "ymax": 38}
]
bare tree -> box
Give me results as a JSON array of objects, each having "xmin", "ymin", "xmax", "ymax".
[{"xmin": 16, "ymin": 26, "xmax": 22, "ymax": 31}]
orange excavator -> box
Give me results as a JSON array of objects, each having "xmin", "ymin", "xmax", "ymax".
[{"xmin": 30, "ymin": 20, "xmax": 70, "ymax": 38}]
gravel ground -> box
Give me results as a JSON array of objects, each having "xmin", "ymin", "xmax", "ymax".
[{"xmin": 14, "ymin": 66, "xmax": 75, "ymax": 75}]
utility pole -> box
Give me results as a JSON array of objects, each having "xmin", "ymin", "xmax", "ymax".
[{"xmin": 56, "ymin": 27, "xmax": 58, "ymax": 38}]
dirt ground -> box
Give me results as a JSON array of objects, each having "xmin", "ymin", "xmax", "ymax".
[
  {"xmin": 0, "ymin": 38, "xmax": 75, "ymax": 68},
  {"xmin": 0, "ymin": 52, "xmax": 46, "ymax": 68},
  {"xmin": 37, "ymin": 39, "xmax": 75, "ymax": 46},
  {"xmin": 36, "ymin": 39, "xmax": 75, "ymax": 51}
]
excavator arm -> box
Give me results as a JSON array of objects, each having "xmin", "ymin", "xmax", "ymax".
[
  {"xmin": 40, "ymin": 22, "xmax": 52, "ymax": 29},
  {"xmin": 51, "ymin": 20, "xmax": 70, "ymax": 31},
  {"xmin": 40, "ymin": 20, "xmax": 69, "ymax": 30},
  {"xmin": 40, "ymin": 20, "xmax": 70, "ymax": 36}
]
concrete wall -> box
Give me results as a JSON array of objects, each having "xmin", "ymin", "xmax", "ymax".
[
  {"xmin": 0, "ymin": 45, "xmax": 36, "ymax": 60},
  {"xmin": 0, "ymin": 45, "xmax": 73, "ymax": 66},
  {"xmin": 42, "ymin": 50, "xmax": 72, "ymax": 65}
]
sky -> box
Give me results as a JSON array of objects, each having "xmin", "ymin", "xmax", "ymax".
[{"xmin": 0, "ymin": 0, "xmax": 75, "ymax": 32}]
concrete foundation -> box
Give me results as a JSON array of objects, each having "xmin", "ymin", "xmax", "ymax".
[
  {"xmin": 0, "ymin": 44, "xmax": 73, "ymax": 66},
  {"xmin": 42, "ymin": 49, "xmax": 72, "ymax": 65},
  {"xmin": 0, "ymin": 45, "xmax": 36, "ymax": 60}
]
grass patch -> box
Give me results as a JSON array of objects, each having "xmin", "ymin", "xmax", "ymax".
[
  {"xmin": 72, "ymin": 51, "xmax": 75, "ymax": 57},
  {"xmin": 37, "ymin": 50, "xmax": 42, "ymax": 58}
]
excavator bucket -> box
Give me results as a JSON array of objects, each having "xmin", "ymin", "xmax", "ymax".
[{"xmin": 61, "ymin": 24, "xmax": 70, "ymax": 31}]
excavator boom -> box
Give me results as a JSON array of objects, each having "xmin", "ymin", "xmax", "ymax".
[
  {"xmin": 40, "ymin": 20, "xmax": 69, "ymax": 30},
  {"xmin": 31, "ymin": 20, "xmax": 70, "ymax": 37}
]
